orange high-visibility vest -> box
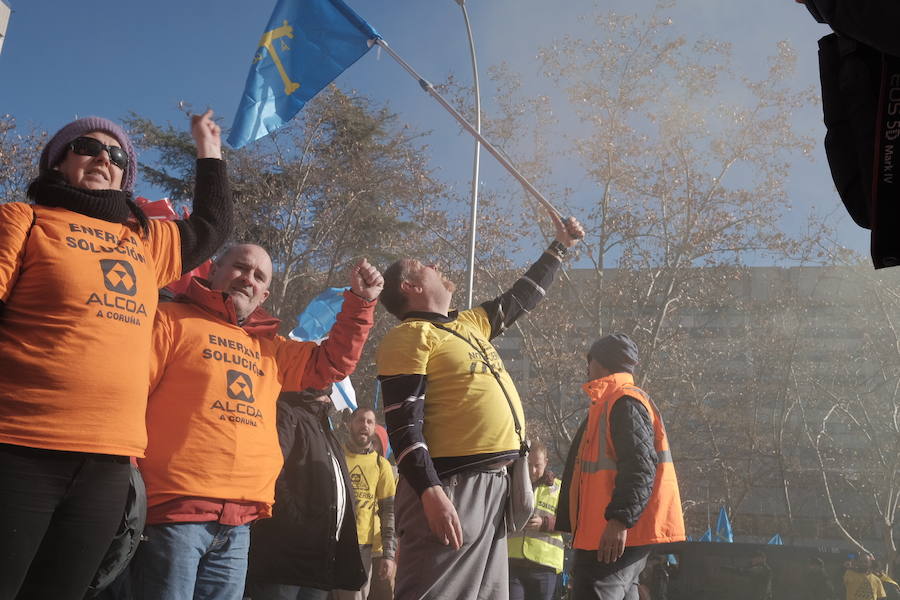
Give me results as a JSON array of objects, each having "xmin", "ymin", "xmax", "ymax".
[{"xmin": 570, "ymin": 373, "xmax": 685, "ymax": 550}]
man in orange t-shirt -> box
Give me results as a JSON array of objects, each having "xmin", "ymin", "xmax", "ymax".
[{"xmin": 131, "ymin": 244, "xmax": 383, "ymax": 600}]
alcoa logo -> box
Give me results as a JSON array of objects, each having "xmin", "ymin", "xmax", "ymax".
[
  {"xmin": 226, "ymin": 369, "xmax": 255, "ymax": 404},
  {"xmin": 100, "ymin": 259, "xmax": 137, "ymax": 297}
]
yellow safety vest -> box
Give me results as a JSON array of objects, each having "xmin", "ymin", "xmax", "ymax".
[{"xmin": 508, "ymin": 477, "xmax": 565, "ymax": 573}]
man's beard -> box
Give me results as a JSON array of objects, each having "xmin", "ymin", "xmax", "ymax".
[{"xmin": 351, "ymin": 433, "xmax": 371, "ymax": 451}]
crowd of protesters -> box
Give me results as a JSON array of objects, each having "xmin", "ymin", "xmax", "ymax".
[
  {"xmin": 0, "ymin": 111, "xmax": 578, "ymax": 600},
  {"xmin": 0, "ymin": 108, "xmax": 895, "ymax": 600}
]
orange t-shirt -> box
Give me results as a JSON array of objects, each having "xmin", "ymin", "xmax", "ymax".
[
  {"xmin": 141, "ymin": 300, "xmax": 320, "ymax": 516},
  {"xmin": 0, "ymin": 203, "xmax": 181, "ymax": 457}
]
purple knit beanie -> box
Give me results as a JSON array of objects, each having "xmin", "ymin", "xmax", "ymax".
[{"xmin": 39, "ymin": 116, "xmax": 137, "ymax": 192}]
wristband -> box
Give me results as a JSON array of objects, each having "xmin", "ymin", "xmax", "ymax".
[
  {"xmin": 349, "ymin": 289, "xmax": 376, "ymax": 303},
  {"xmin": 547, "ymin": 240, "xmax": 568, "ymax": 260}
]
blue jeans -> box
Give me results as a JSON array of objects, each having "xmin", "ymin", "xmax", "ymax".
[
  {"xmin": 509, "ymin": 563, "xmax": 558, "ymax": 600},
  {"xmin": 131, "ymin": 521, "xmax": 250, "ymax": 600}
]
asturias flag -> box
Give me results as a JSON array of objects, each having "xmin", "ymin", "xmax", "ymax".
[
  {"xmin": 290, "ymin": 287, "xmax": 350, "ymax": 341},
  {"xmin": 289, "ymin": 287, "xmax": 358, "ymax": 412},
  {"xmin": 715, "ymin": 506, "xmax": 734, "ymax": 543},
  {"xmin": 228, "ymin": 0, "xmax": 381, "ymax": 148}
]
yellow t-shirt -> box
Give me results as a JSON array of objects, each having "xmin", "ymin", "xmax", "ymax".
[
  {"xmin": 844, "ymin": 570, "xmax": 887, "ymax": 600},
  {"xmin": 344, "ymin": 448, "xmax": 396, "ymax": 545},
  {"xmin": 0, "ymin": 203, "xmax": 180, "ymax": 456},
  {"xmin": 376, "ymin": 306, "xmax": 525, "ymax": 458}
]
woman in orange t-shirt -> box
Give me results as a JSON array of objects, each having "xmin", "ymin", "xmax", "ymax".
[{"xmin": 0, "ymin": 111, "xmax": 232, "ymax": 599}]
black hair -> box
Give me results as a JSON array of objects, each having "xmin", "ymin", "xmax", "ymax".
[
  {"xmin": 351, "ymin": 406, "xmax": 376, "ymax": 419},
  {"xmin": 125, "ymin": 197, "xmax": 150, "ymax": 237}
]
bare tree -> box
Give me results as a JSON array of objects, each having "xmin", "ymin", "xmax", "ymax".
[
  {"xmin": 0, "ymin": 114, "xmax": 46, "ymax": 204},
  {"xmin": 791, "ymin": 266, "xmax": 900, "ymax": 569},
  {"xmin": 126, "ymin": 87, "xmax": 461, "ymax": 403},
  {"xmin": 435, "ymin": 2, "xmax": 843, "ymax": 541}
]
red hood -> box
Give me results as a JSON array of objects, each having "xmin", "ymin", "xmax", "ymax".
[{"xmin": 178, "ymin": 277, "xmax": 281, "ymax": 338}]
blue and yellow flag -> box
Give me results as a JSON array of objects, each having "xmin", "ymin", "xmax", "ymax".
[
  {"xmin": 715, "ymin": 506, "xmax": 734, "ymax": 543},
  {"xmin": 228, "ymin": 0, "xmax": 380, "ymax": 149},
  {"xmin": 289, "ymin": 287, "xmax": 350, "ymax": 342}
]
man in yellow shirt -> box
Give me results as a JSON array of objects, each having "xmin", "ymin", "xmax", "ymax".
[
  {"xmin": 507, "ymin": 440, "xmax": 564, "ymax": 600},
  {"xmin": 844, "ymin": 554, "xmax": 887, "ymax": 600},
  {"xmin": 335, "ymin": 407, "xmax": 397, "ymax": 600},
  {"xmin": 874, "ymin": 560, "xmax": 900, "ymax": 599},
  {"xmin": 377, "ymin": 208, "xmax": 584, "ymax": 599}
]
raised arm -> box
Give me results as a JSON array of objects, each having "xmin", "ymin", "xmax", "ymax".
[
  {"xmin": 299, "ymin": 259, "xmax": 382, "ymax": 389},
  {"xmin": 175, "ymin": 109, "xmax": 234, "ymax": 273},
  {"xmin": 480, "ymin": 212, "xmax": 583, "ymax": 339}
]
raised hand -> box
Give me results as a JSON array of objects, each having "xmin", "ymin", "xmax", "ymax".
[
  {"xmin": 549, "ymin": 210, "xmax": 585, "ymax": 248},
  {"xmin": 349, "ymin": 258, "xmax": 384, "ymax": 301},
  {"xmin": 191, "ymin": 109, "xmax": 222, "ymax": 160}
]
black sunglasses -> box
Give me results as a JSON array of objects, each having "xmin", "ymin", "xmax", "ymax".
[{"xmin": 68, "ymin": 137, "xmax": 129, "ymax": 171}]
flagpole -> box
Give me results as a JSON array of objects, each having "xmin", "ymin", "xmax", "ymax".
[
  {"xmin": 373, "ymin": 38, "xmax": 567, "ymax": 221},
  {"xmin": 456, "ymin": 0, "xmax": 481, "ymax": 310}
]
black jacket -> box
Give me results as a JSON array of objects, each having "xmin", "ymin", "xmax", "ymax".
[
  {"xmin": 803, "ymin": 1, "xmax": 900, "ymax": 55},
  {"xmin": 246, "ymin": 393, "xmax": 366, "ymax": 591},
  {"xmin": 804, "ymin": 1, "xmax": 900, "ymax": 268},
  {"xmin": 557, "ymin": 395, "xmax": 657, "ymax": 532},
  {"xmin": 726, "ymin": 563, "xmax": 772, "ymax": 600},
  {"xmin": 803, "ymin": 566, "xmax": 837, "ymax": 600}
]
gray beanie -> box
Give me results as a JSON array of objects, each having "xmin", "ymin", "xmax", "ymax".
[
  {"xmin": 587, "ymin": 333, "xmax": 639, "ymax": 374},
  {"xmin": 40, "ymin": 117, "xmax": 137, "ymax": 192}
]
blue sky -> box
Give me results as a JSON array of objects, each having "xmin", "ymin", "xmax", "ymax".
[{"xmin": 0, "ymin": 0, "xmax": 868, "ymax": 258}]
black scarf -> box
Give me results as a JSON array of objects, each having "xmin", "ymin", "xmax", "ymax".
[{"xmin": 26, "ymin": 172, "xmax": 148, "ymax": 233}]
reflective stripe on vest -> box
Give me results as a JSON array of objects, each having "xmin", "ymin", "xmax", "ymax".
[
  {"xmin": 579, "ymin": 402, "xmax": 674, "ymax": 474},
  {"xmin": 508, "ymin": 479, "xmax": 565, "ymax": 572},
  {"xmin": 571, "ymin": 373, "xmax": 686, "ymax": 550}
]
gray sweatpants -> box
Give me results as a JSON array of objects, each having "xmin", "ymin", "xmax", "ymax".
[{"xmin": 394, "ymin": 468, "xmax": 510, "ymax": 600}]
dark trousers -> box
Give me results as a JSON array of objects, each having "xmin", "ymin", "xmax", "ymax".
[
  {"xmin": 0, "ymin": 443, "xmax": 131, "ymax": 600},
  {"xmin": 246, "ymin": 583, "xmax": 329, "ymax": 600},
  {"xmin": 571, "ymin": 548, "xmax": 650, "ymax": 600},
  {"xmin": 509, "ymin": 563, "xmax": 557, "ymax": 600}
]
